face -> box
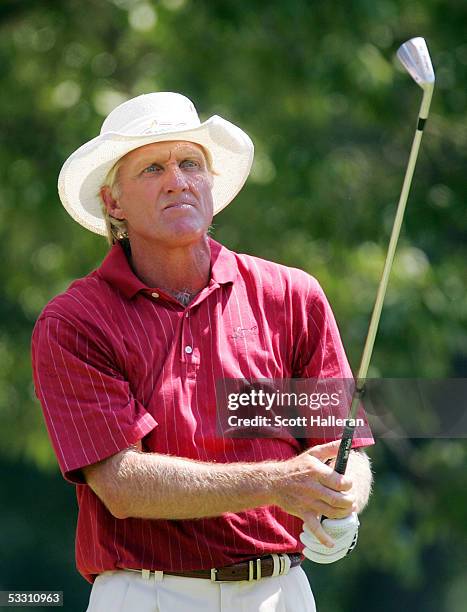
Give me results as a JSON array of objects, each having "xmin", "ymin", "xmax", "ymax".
[{"xmin": 101, "ymin": 141, "xmax": 214, "ymax": 249}]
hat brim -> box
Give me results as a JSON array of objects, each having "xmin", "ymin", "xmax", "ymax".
[{"xmin": 58, "ymin": 115, "xmax": 254, "ymax": 236}]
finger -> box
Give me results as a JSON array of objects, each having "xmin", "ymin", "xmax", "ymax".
[
  {"xmin": 300, "ymin": 528, "xmax": 330, "ymax": 550},
  {"xmin": 301, "ymin": 529, "xmax": 352, "ymax": 554},
  {"xmin": 302, "ymin": 546, "xmax": 347, "ymax": 564},
  {"xmin": 301, "ymin": 513, "xmax": 335, "ymax": 548},
  {"xmin": 312, "ymin": 484, "xmax": 356, "ymax": 510},
  {"xmin": 302, "ymin": 527, "xmax": 357, "ymax": 555},
  {"xmin": 307, "ymin": 440, "xmax": 341, "ymax": 463},
  {"xmin": 304, "ymin": 451, "xmax": 354, "ymax": 492},
  {"xmin": 311, "ymin": 501, "xmax": 355, "ymax": 520},
  {"xmin": 321, "ymin": 512, "xmax": 359, "ymax": 531},
  {"xmin": 318, "ymin": 469, "xmax": 353, "ymax": 492}
]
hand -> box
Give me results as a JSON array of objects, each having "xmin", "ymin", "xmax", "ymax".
[
  {"xmin": 274, "ymin": 441, "xmax": 356, "ymax": 547},
  {"xmin": 300, "ymin": 512, "xmax": 360, "ymax": 564}
]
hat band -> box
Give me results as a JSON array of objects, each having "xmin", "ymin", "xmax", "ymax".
[{"xmin": 104, "ymin": 115, "xmax": 202, "ymax": 136}]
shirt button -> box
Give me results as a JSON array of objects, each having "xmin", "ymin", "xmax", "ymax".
[
  {"xmin": 185, "ymin": 312, "xmax": 189, "ymax": 318},
  {"xmin": 151, "ymin": 292, "xmax": 159, "ymax": 298},
  {"xmin": 184, "ymin": 345, "xmax": 193, "ymax": 354}
]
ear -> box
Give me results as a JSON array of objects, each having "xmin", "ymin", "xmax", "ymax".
[{"xmin": 100, "ymin": 186, "xmax": 126, "ymax": 220}]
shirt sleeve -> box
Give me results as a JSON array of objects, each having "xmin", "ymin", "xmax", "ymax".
[
  {"xmin": 31, "ymin": 315, "xmax": 158, "ymax": 484},
  {"xmin": 292, "ymin": 281, "xmax": 374, "ymax": 450}
]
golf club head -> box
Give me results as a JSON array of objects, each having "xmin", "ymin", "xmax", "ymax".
[{"xmin": 397, "ymin": 37, "xmax": 435, "ymax": 90}]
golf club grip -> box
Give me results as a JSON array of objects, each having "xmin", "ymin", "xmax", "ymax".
[
  {"xmin": 320, "ymin": 426, "xmax": 355, "ymax": 522},
  {"xmin": 333, "ymin": 425, "xmax": 355, "ymax": 474}
]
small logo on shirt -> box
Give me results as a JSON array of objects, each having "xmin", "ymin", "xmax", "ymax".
[{"xmin": 229, "ymin": 325, "xmax": 258, "ymax": 340}]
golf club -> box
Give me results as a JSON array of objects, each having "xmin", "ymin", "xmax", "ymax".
[{"xmin": 333, "ymin": 37, "xmax": 435, "ymax": 475}]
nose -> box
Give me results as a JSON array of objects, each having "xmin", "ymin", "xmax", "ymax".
[{"xmin": 163, "ymin": 163, "xmax": 188, "ymax": 193}]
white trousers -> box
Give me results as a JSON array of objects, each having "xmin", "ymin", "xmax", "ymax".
[{"xmin": 86, "ymin": 566, "xmax": 316, "ymax": 612}]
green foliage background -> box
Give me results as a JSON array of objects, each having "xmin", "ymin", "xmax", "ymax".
[{"xmin": 0, "ymin": 1, "xmax": 466, "ymax": 610}]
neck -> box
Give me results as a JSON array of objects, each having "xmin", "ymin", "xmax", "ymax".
[{"xmin": 126, "ymin": 235, "xmax": 211, "ymax": 301}]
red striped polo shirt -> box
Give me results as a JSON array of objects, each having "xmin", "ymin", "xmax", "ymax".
[{"xmin": 31, "ymin": 238, "xmax": 374, "ymax": 583}]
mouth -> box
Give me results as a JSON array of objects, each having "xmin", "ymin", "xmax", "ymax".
[{"xmin": 163, "ymin": 202, "xmax": 195, "ymax": 211}]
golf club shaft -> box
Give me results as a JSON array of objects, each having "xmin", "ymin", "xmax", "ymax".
[{"xmin": 333, "ymin": 87, "xmax": 432, "ymax": 475}]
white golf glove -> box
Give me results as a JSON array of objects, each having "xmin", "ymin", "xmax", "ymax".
[{"xmin": 300, "ymin": 512, "xmax": 360, "ymax": 564}]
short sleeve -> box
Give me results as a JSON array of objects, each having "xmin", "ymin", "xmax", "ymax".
[
  {"xmin": 31, "ymin": 316, "xmax": 157, "ymax": 483},
  {"xmin": 293, "ymin": 282, "xmax": 374, "ymax": 450}
]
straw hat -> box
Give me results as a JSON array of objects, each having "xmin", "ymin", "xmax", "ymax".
[{"xmin": 58, "ymin": 92, "xmax": 254, "ymax": 235}]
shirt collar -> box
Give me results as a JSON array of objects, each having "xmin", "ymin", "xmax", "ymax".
[
  {"xmin": 97, "ymin": 242, "xmax": 147, "ymax": 299},
  {"xmin": 208, "ymin": 238, "xmax": 238, "ymax": 286},
  {"xmin": 97, "ymin": 238, "xmax": 237, "ymax": 299}
]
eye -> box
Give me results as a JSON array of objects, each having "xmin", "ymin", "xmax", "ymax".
[
  {"xmin": 180, "ymin": 159, "xmax": 201, "ymax": 169},
  {"xmin": 142, "ymin": 163, "xmax": 163, "ymax": 174}
]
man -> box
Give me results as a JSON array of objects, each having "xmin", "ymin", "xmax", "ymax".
[{"xmin": 32, "ymin": 92, "xmax": 374, "ymax": 611}]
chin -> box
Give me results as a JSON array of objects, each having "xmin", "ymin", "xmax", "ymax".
[
  {"xmin": 148, "ymin": 227, "xmax": 209, "ymax": 249},
  {"xmin": 164, "ymin": 217, "xmax": 210, "ymax": 243}
]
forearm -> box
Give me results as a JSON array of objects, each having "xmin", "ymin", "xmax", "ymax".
[
  {"xmin": 85, "ymin": 439, "xmax": 359, "ymax": 545},
  {"xmin": 95, "ymin": 449, "xmax": 281, "ymax": 520}
]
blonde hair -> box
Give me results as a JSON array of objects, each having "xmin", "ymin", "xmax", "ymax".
[
  {"xmin": 100, "ymin": 158, "xmax": 127, "ymax": 246},
  {"xmin": 99, "ymin": 143, "xmax": 216, "ymax": 247}
]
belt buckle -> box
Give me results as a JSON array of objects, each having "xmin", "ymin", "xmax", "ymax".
[
  {"xmin": 248, "ymin": 558, "xmax": 262, "ymax": 582},
  {"xmin": 279, "ymin": 554, "xmax": 286, "ymax": 576},
  {"xmin": 211, "ymin": 557, "xmax": 264, "ymax": 583}
]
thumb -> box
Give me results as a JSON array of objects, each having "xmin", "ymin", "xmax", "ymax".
[{"xmin": 307, "ymin": 440, "xmax": 341, "ymax": 463}]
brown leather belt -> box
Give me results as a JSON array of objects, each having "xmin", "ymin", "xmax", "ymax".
[{"xmin": 124, "ymin": 553, "xmax": 302, "ymax": 583}]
